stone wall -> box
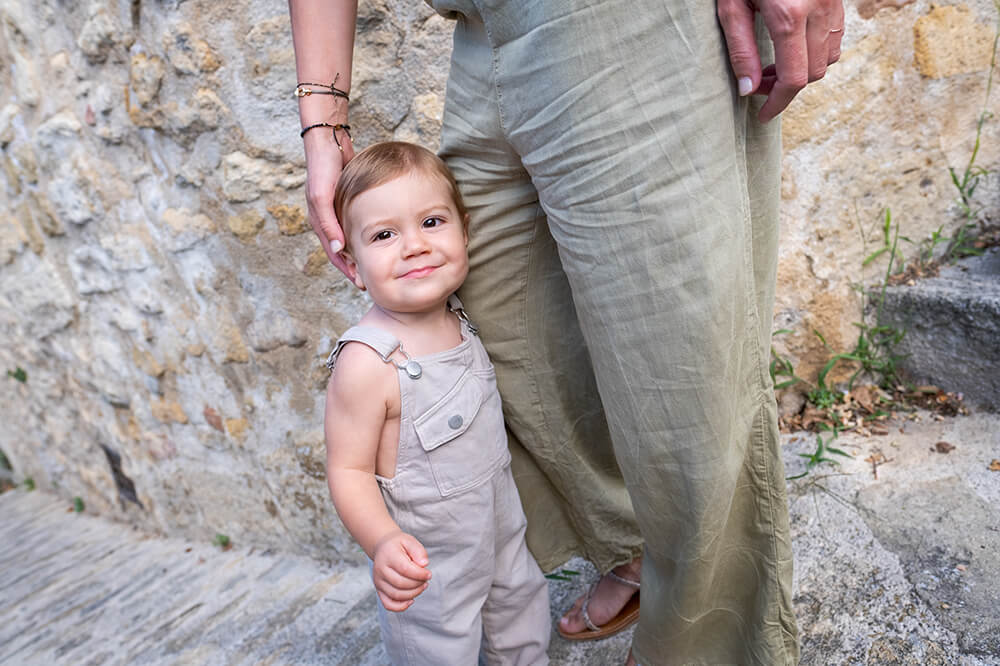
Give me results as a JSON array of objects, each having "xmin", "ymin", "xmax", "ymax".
[
  {"xmin": 777, "ymin": 0, "xmax": 999, "ymax": 382},
  {"xmin": 1, "ymin": 0, "xmax": 996, "ymax": 562}
]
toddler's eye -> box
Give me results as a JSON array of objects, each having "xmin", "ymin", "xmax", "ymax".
[
  {"xmin": 373, "ymin": 230, "xmax": 393, "ymax": 242},
  {"xmin": 422, "ymin": 216, "xmax": 444, "ymax": 228}
]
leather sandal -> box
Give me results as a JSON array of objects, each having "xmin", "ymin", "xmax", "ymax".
[{"xmin": 556, "ymin": 571, "xmax": 640, "ymax": 641}]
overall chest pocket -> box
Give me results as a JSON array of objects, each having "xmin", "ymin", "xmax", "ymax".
[{"xmin": 413, "ymin": 369, "xmax": 509, "ymax": 497}]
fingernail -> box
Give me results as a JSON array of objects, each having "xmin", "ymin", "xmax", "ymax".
[
  {"xmin": 330, "ymin": 240, "xmax": 343, "ymax": 253},
  {"xmin": 738, "ymin": 77, "xmax": 753, "ymax": 96}
]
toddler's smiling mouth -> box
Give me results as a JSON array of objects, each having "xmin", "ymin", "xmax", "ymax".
[{"xmin": 400, "ymin": 265, "xmax": 439, "ymax": 279}]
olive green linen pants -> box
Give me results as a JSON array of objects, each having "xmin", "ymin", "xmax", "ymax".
[{"xmin": 432, "ymin": 1, "xmax": 798, "ymax": 663}]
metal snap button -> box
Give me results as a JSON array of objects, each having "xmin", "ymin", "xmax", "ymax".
[{"xmin": 448, "ymin": 415, "xmax": 463, "ymax": 430}]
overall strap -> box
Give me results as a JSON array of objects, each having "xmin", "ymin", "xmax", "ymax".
[
  {"xmin": 326, "ymin": 326, "xmax": 425, "ymax": 380},
  {"xmin": 325, "ymin": 326, "xmax": 402, "ymax": 371},
  {"xmin": 447, "ymin": 294, "xmax": 479, "ymax": 336}
]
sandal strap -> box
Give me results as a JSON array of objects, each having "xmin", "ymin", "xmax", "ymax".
[
  {"xmin": 607, "ymin": 570, "xmax": 641, "ymax": 589},
  {"xmin": 580, "ymin": 584, "xmax": 602, "ymax": 633}
]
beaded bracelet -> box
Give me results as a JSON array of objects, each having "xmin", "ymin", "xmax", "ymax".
[{"xmin": 299, "ymin": 123, "xmax": 352, "ymax": 150}]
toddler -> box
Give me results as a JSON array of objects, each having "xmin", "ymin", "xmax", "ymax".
[{"xmin": 323, "ymin": 141, "xmax": 551, "ymax": 665}]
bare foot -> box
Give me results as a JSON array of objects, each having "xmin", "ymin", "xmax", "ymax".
[{"xmin": 558, "ymin": 556, "xmax": 642, "ymax": 635}]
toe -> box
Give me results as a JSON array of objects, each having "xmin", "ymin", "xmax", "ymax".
[{"xmin": 558, "ymin": 595, "xmax": 587, "ymax": 633}]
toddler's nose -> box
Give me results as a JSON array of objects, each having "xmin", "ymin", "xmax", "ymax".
[{"xmin": 401, "ymin": 231, "xmax": 430, "ymax": 257}]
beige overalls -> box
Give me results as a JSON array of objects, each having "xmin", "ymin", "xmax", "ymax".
[{"xmin": 328, "ymin": 298, "xmax": 550, "ymax": 665}]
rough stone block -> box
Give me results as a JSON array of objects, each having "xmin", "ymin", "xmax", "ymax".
[
  {"xmin": 68, "ymin": 245, "xmax": 119, "ymax": 294},
  {"xmin": 302, "ymin": 245, "xmax": 331, "ymax": 277},
  {"xmin": 129, "ymin": 53, "xmax": 166, "ymax": 106},
  {"xmin": 881, "ymin": 247, "xmax": 1000, "ymax": 410},
  {"xmin": 0, "ymin": 104, "xmax": 19, "ymax": 147},
  {"xmin": 163, "ymin": 23, "xmax": 221, "ymax": 75},
  {"xmin": 913, "ymin": 4, "xmax": 994, "ymax": 79},
  {"xmin": 222, "ymin": 152, "xmax": 305, "ymax": 203},
  {"xmin": 76, "ymin": 5, "xmax": 129, "ymax": 64},
  {"xmin": 161, "ymin": 207, "xmax": 215, "ymax": 251},
  {"xmin": 151, "ymin": 399, "xmax": 189, "ymax": 424},
  {"xmin": 0, "ymin": 216, "xmax": 26, "ymax": 264},
  {"xmin": 227, "ymin": 209, "xmax": 266, "ymax": 240},
  {"xmin": 268, "ymin": 204, "xmax": 308, "ymax": 235}
]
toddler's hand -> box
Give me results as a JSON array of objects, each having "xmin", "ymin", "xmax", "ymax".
[{"xmin": 372, "ymin": 531, "xmax": 431, "ymax": 612}]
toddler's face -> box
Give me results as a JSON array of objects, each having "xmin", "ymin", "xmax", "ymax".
[{"xmin": 342, "ymin": 171, "xmax": 469, "ymax": 315}]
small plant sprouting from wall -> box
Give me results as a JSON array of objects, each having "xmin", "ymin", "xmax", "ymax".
[{"xmin": 949, "ymin": 0, "xmax": 1000, "ymax": 223}]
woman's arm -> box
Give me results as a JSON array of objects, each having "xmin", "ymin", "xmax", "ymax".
[{"xmin": 288, "ymin": 0, "xmax": 359, "ymax": 274}]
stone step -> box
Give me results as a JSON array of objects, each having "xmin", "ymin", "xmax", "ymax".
[
  {"xmin": 4, "ymin": 410, "xmax": 999, "ymax": 664},
  {"xmin": 0, "ymin": 491, "xmax": 631, "ymax": 665},
  {"xmin": 881, "ymin": 246, "xmax": 1000, "ymax": 411},
  {"xmin": 0, "ymin": 491, "xmax": 381, "ymax": 665}
]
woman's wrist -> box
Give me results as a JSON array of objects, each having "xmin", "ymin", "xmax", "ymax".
[{"xmin": 297, "ymin": 97, "xmax": 349, "ymax": 126}]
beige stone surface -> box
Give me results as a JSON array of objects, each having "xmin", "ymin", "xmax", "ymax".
[
  {"xmin": 151, "ymin": 399, "xmax": 190, "ymax": 424},
  {"xmin": 226, "ymin": 209, "xmax": 266, "ymax": 239},
  {"xmin": 269, "ymin": 203, "xmax": 308, "ymax": 235},
  {"xmin": 0, "ymin": 0, "xmax": 997, "ymax": 566},
  {"xmin": 914, "ymin": 4, "xmax": 994, "ymax": 78}
]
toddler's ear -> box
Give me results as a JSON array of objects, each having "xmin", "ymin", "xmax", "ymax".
[
  {"xmin": 463, "ymin": 214, "xmax": 470, "ymax": 245},
  {"xmin": 340, "ymin": 250, "xmax": 366, "ymax": 291}
]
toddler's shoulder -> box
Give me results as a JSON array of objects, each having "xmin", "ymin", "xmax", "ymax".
[{"xmin": 327, "ymin": 341, "xmax": 397, "ymax": 398}]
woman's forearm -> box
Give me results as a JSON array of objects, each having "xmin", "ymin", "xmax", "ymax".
[{"xmin": 288, "ymin": 0, "xmax": 359, "ymax": 126}]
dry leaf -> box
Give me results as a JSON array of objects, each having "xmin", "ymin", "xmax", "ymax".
[
  {"xmin": 851, "ymin": 385, "xmax": 878, "ymax": 413},
  {"xmin": 989, "ymin": 459, "xmax": 1000, "ymax": 472},
  {"xmin": 800, "ymin": 406, "xmax": 832, "ymax": 430},
  {"xmin": 934, "ymin": 441, "xmax": 955, "ymax": 454}
]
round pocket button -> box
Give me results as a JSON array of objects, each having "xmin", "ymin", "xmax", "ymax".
[{"xmin": 447, "ymin": 415, "xmax": 463, "ymax": 430}]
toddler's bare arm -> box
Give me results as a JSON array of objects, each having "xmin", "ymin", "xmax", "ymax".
[{"xmin": 325, "ymin": 345, "xmax": 431, "ymax": 610}]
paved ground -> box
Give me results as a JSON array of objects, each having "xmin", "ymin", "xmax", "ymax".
[{"xmin": 1, "ymin": 410, "xmax": 998, "ymax": 665}]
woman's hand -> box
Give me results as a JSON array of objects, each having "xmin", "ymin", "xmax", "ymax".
[
  {"xmin": 371, "ymin": 530, "xmax": 432, "ymax": 612},
  {"xmin": 718, "ymin": 0, "xmax": 845, "ymax": 122},
  {"xmin": 302, "ymin": 125, "xmax": 356, "ymax": 276}
]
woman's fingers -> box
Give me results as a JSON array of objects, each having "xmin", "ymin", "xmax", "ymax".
[
  {"xmin": 755, "ymin": 0, "xmax": 811, "ymax": 122},
  {"xmin": 720, "ymin": 0, "xmax": 844, "ymax": 122},
  {"xmin": 718, "ymin": 0, "xmax": 764, "ymax": 96},
  {"xmin": 805, "ymin": 12, "xmax": 832, "ymax": 82}
]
